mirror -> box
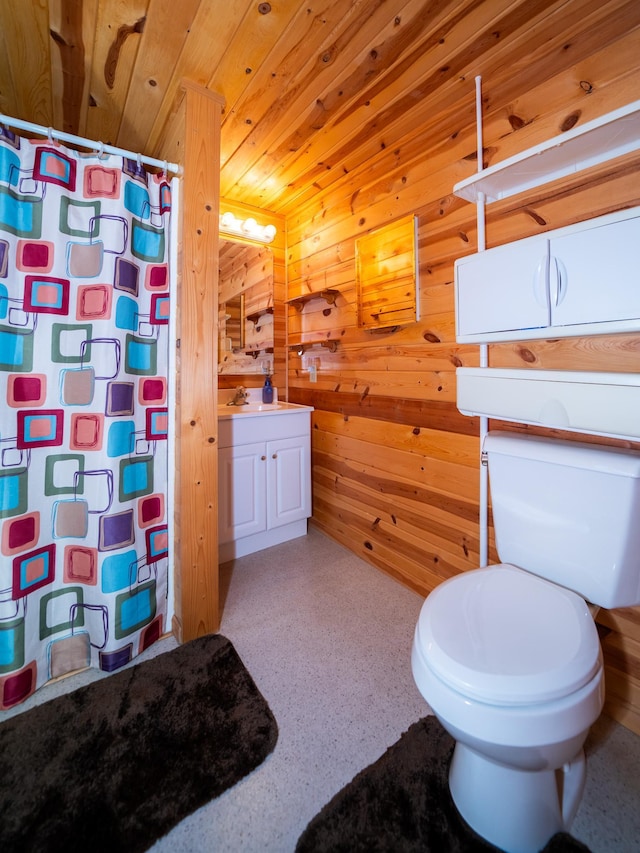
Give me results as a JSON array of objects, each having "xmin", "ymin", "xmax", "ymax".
[
  {"xmin": 224, "ymin": 293, "xmax": 244, "ymax": 351},
  {"xmin": 218, "ymin": 239, "xmax": 274, "ymax": 373},
  {"xmin": 356, "ymin": 214, "xmax": 419, "ymax": 331}
]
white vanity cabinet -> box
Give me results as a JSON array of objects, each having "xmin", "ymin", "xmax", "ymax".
[
  {"xmin": 455, "ymin": 206, "xmax": 640, "ymax": 343},
  {"xmin": 217, "ymin": 406, "xmax": 312, "ymax": 561}
]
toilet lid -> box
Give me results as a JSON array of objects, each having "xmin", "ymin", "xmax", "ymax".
[{"xmin": 418, "ymin": 564, "xmax": 601, "ymax": 705}]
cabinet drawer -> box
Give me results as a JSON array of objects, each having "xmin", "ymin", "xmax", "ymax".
[{"xmin": 218, "ymin": 410, "xmax": 310, "ymax": 448}]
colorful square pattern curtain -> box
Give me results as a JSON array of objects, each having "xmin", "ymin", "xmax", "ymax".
[{"xmin": 0, "ymin": 128, "xmax": 171, "ymax": 710}]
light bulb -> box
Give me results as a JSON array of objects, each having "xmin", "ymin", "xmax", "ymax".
[{"xmin": 263, "ymin": 223, "xmax": 277, "ymax": 242}]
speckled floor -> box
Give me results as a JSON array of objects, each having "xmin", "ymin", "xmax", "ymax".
[{"xmin": 5, "ymin": 527, "xmax": 640, "ymax": 852}]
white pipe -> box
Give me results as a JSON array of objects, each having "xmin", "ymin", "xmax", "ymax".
[
  {"xmin": 475, "ymin": 75, "xmax": 483, "ymax": 174},
  {"xmin": 475, "ymin": 75, "xmax": 486, "ymax": 252},
  {"xmin": 479, "ymin": 410, "xmax": 489, "ymax": 568},
  {"xmin": 477, "ymin": 191, "xmax": 486, "ymax": 253},
  {"xmin": 0, "ymin": 112, "xmax": 181, "ymax": 175},
  {"xmin": 475, "ymin": 76, "xmax": 489, "ymax": 568}
]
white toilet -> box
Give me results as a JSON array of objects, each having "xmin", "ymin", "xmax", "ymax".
[{"xmin": 411, "ymin": 431, "xmax": 640, "ymax": 853}]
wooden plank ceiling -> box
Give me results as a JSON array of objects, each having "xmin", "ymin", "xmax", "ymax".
[{"xmin": 1, "ymin": 0, "xmax": 639, "ymax": 217}]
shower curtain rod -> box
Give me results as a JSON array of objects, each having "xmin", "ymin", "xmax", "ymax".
[{"xmin": 0, "ymin": 112, "xmax": 181, "ymax": 175}]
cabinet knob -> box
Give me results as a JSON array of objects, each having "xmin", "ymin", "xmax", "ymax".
[
  {"xmin": 272, "ymin": 453, "xmax": 278, "ymax": 459},
  {"xmin": 261, "ymin": 455, "xmax": 266, "ymax": 461}
]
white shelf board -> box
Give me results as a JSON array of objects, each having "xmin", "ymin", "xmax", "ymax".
[
  {"xmin": 457, "ymin": 367, "xmax": 640, "ymax": 440},
  {"xmin": 454, "ymin": 99, "xmax": 640, "ymax": 203}
]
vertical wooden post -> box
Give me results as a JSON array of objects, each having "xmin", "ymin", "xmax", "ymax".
[{"xmin": 175, "ymin": 81, "xmax": 224, "ymax": 640}]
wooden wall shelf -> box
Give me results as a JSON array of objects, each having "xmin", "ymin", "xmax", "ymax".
[
  {"xmin": 245, "ymin": 347, "xmax": 274, "ymax": 358},
  {"xmin": 287, "ymin": 290, "xmax": 340, "ymax": 311},
  {"xmin": 289, "ymin": 340, "xmax": 339, "ymax": 355},
  {"xmin": 246, "ymin": 307, "xmax": 274, "ymax": 325}
]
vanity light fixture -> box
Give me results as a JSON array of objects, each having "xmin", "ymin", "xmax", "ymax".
[{"xmin": 219, "ymin": 212, "xmax": 277, "ymax": 244}]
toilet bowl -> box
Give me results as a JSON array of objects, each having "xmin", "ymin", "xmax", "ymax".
[
  {"xmin": 411, "ymin": 431, "xmax": 640, "ymax": 853},
  {"xmin": 412, "ymin": 564, "xmax": 605, "ymax": 853}
]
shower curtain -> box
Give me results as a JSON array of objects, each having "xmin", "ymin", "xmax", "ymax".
[{"xmin": 0, "ymin": 126, "xmax": 172, "ymax": 709}]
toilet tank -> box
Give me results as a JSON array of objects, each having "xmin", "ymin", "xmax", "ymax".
[{"xmin": 485, "ymin": 431, "xmax": 640, "ymax": 609}]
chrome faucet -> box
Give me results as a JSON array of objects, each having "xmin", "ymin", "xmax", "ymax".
[{"xmin": 227, "ymin": 385, "xmax": 249, "ymax": 406}]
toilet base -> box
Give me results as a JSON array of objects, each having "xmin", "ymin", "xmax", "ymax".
[{"xmin": 449, "ymin": 742, "xmax": 586, "ymax": 853}]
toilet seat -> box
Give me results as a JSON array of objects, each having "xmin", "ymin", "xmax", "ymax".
[{"xmin": 416, "ymin": 564, "xmax": 601, "ymax": 706}]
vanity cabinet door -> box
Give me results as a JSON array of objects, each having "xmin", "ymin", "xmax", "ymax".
[
  {"xmin": 218, "ymin": 441, "xmax": 267, "ymax": 544},
  {"xmin": 267, "ymin": 434, "xmax": 311, "ymax": 530}
]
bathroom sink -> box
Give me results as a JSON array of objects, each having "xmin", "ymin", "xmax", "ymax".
[
  {"xmin": 217, "ymin": 400, "xmax": 310, "ymax": 418},
  {"xmin": 218, "ymin": 386, "xmax": 313, "ymax": 418},
  {"xmin": 222, "ymin": 401, "xmax": 280, "ymax": 412}
]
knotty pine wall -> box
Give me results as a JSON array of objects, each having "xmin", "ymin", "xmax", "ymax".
[{"xmin": 285, "ymin": 39, "xmax": 640, "ymax": 732}]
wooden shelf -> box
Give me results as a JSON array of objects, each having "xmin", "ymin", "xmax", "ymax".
[
  {"xmin": 289, "ymin": 340, "xmax": 338, "ymax": 355},
  {"xmin": 244, "ymin": 347, "xmax": 274, "ymax": 359},
  {"xmin": 453, "ymin": 99, "xmax": 640, "ymax": 203},
  {"xmin": 287, "ymin": 290, "xmax": 340, "ymax": 311},
  {"xmin": 246, "ymin": 307, "xmax": 273, "ymax": 325}
]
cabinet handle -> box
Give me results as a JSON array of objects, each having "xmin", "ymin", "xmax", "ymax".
[
  {"xmin": 533, "ymin": 253, "xmax": 550, "ymax": 311},
  {"xmin": 550, "ymin": 256, "xmax": 567, "ymax": 306},
  {"xmin": 549, "ymin": 256, "xmax": 560, "ymax": 307},
  {"xmin": 261, "ymin": 455, "xmax": 266, "ymax": 461},
  {"xmin": 272, "ymin": 453, "xmax": 278, "ymax": 459}
]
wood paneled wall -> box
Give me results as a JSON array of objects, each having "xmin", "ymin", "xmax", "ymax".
[{"xmin": 285, "ymin": 32, "xmax": 640, "ymax": 732}]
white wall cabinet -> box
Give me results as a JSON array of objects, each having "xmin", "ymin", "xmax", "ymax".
[
  {"xmin": 455, "ymin": 206, "xmax": 640, "ymax": 343},
  {"xmin": 218, "ymin": 407, "xmax": 312, "ymax": 561}
]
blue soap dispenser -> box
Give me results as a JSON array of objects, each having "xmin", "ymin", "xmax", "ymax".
[{"xmin": 262, "ymin": 373, "xmax": 274, "ymax": 404}]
